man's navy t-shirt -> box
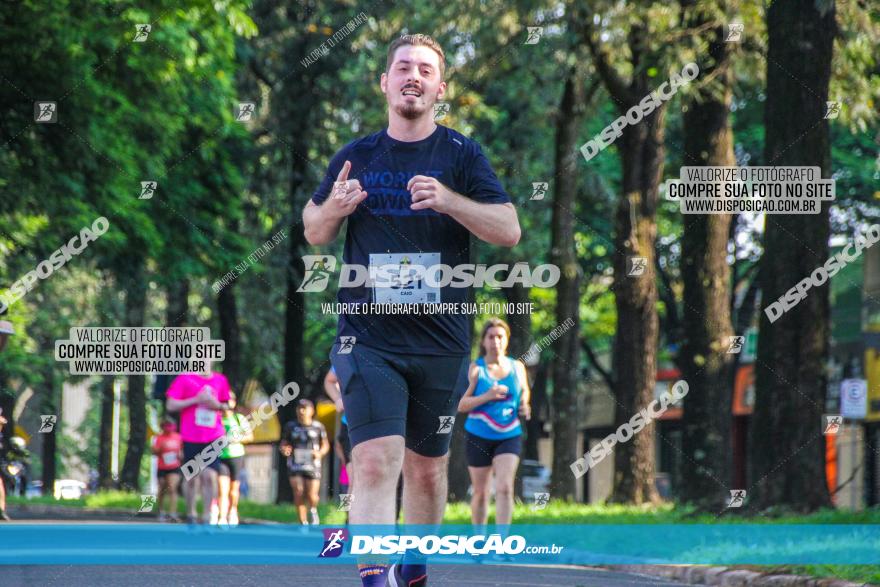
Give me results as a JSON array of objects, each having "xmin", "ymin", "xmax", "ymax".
[{"xmin": 312, "ymin": 125, "xmax": 510, "ymax": 356}]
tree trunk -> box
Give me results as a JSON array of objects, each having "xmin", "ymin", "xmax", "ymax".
[
  {"xmin": 504, "ymin": 283, "xmax": 533, "ymax": 359},
  {"xmin": 120, "ymin": 264, "xmax": 147, "ymax": 491},
  {"xmin": 549, "ymin": 65, "xmax": 585, "ymax": 500},
  {"xmin": 279, "ymin": 145, "xmax": 309, "ymax": 504},
  {"xmin": 610, "ymin": 107, "xmax": 665, "ymax": 504},
  {"xmin": 750, "ymin": 0, "xmax": 835, "ymax": 511},
  {"xmin": 39, "ymin": 346, "xmax": 57, "ymax": 496},
  {"xmin": 217, "ymin": 281, "xmax": 243, "ymax": 393},
  {"xmin": 97, "ymin": 376, "xmax": 115, "ymax": 489},
  {"xmin": 166, "ymin": 279, "xmax": 189, "ymax": 327},
  {"xmin": 524, "ymin": 361, "xmax": 549, "ymax": 461},
  {"xmin": 584, "ymin": 20, "xmax": 666, "ymax": 505},
  {"xmin": 679, "ymin": 1, "xmax": 736, "ymax": 509}
]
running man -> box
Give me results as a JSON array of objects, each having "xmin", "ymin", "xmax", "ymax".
[
  {"xmin": 280, "ymin": 398, "xmax": 330, "ymax": 525},
  {"xmin": 218, "ymin": 392, "xmax": 252, "ymax": 526},
  {"xmin": 165, "ymin": 367, "xmax": 231, "ymax": 524},
  {"xmin": 458, "ymin": 318, "xmax": 531, "ymax": 530},
  {"xmin": 151, "ymin": 418, "xmax": 183, "ymax": 522},
  {"xmin": 303, "ymin": 33, "xmax": 520, "ymax": 587}
]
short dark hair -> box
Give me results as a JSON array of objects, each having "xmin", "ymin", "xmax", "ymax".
[{"xmin": 386, "ymin": 34, "xmax": 446, "ymax": 78}]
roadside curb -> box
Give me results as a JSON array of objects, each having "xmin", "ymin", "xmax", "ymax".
[{"xmin": 606, "ymin": 564, "xmax": 873, "ymax": 587}]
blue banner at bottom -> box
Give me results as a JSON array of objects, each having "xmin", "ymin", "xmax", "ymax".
[{"xmin": 0, "ymin": 524, "xmax": 877, "ymax": 565}]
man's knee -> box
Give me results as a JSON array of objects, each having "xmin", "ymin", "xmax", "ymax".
[
  {"xmin": 353, "ymin": 439, "xmax": 403, "ymax": 486},
  {"xmin": 406, "ymin": 454, "xmax": 448, "ymax": 490}
]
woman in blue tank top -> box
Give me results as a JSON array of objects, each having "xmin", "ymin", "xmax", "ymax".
[{"xmin": 458, "ymin": 318, "xmax": 532, "ymax": 528}]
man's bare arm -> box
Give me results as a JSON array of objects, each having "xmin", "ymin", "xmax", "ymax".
[
  {"xmin": 303, "ymin": 200, "xmax": 345, "ymax": 245},
  {"xmin": 447, "ymin": 199, "xmax": 520, "ymax": 247},
  {"xmin": 303, "ymin": 160, "xmax": 368, "ymax": 246},
  {"xmin": 407, "ymin": 174, "xmax": 520, "ymax": 247}
]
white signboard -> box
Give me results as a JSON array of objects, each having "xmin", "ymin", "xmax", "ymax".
[{"xmin": 840, "ymin": 378, "xmax": 868, "ymax": 419}]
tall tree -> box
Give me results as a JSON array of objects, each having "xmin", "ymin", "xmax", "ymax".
[
  {"xmin": 549, "ymin": 62, "xmax": 587, "ymax": 499},
  {"xmin": 218, "ymin": 284, "xmax": 243, "ymax": 393},
  {"xmin": 119, "ymin": 266, "xmax": 147, "ymax": 490},
  {"xmin": 584, "ymin": 21, "xmax": 667, "ymax": 504},
  {"xmin": 678, "ymin": 0, "xmax": 737, "ymax": 510},
  {"xmin": 750, "ymin": 0, "xmax": 836, "ymax": 511}
]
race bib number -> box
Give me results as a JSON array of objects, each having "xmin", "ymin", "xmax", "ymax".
[
  {"xmin": 161, "ymin": 451, "xmax": 178, "ymax": 465},
  {"xmin": 369, "ymin": 252, "xmax": 441, "ymax": 304},
  {"xmin": 194, "ymin": 407, "xmax": 216, "ymax": 428},
  {"xmin": 294, "ymin": 448, "xmax": 313, "ymax": 465}
]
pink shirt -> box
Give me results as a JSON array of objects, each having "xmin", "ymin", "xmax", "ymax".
[{"xmin": 166, "ymin": 372, "xmax": 231, "ymax": 443}]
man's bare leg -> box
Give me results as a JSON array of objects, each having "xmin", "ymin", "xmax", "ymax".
[
  {"xmin": 350, "ymin": 436, "xmax": 404, "ymax": 584},
  {"xmin": 402, "ymin": 449, "xmax": 448, "ymax": 524},
  {"xmin": 350, "ymin": 436, "xmax": 404, "ymax": 523},
  {"xmin": 394, "ymin": 449, "xmax": 449, "ymax": 584}
]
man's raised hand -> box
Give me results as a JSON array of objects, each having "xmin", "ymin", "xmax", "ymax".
[{"xmin": 326, "ymin": 160, "xmax": 368, "ymax": 217}]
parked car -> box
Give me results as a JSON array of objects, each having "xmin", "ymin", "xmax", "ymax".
[
  {"xmin": 25, "ymin": 480, "xmax": 43, "ymax": 498},
  {"xmin": 54, "ymin": 479, "xmax": 86, "ymax": 500},
  {"xmin": 519, "ymin": 459, "xmax": 550, "ymax": 501}
]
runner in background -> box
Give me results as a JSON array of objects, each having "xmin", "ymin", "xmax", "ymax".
[
  {"xmin": 324, "ymin": 367, "xmax": 352, "ymax": 489},
  {"xmin": 165, "ymin": 366, "xmax": 231, "ymax": 524},
  {"xmin": 152, "ymin": 418, "xmax": 183, "ymax": 522},
  {"xmin": 280, "ymin": 398, "xmax": 330, "ymax": 524},
  {"xmin": 458, "ymin": 318, "xmax": 531, "ymax": 531},
  {"xmin": 218, "ymin": 392, "xmax": 252, "ymax": 526}
]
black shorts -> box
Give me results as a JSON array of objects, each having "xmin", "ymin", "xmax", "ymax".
[
  {"xmin": 157, "ymin": 468, "xmax": 180, "ymax": 479},
  {"xmin": 330, "ymin": 342, "xmax": 470, "ymax": 457},
  {"xmin": 337, "ymin": 422, "xmax": 352, "ymax": 463},
  {"xmin": 464, "ymin": 430, "xmax": 522, "ymax": 468},
  {"xmin": 219, "ymin": 456, "xmax": 243, "ymax": 481},
  {"xmin": 182, "ymin": 441, "xmax": 222, "ymax": 473},
  {"xmin": 288, "ymin": 467, "xmax": 321, "ymax": 481}
]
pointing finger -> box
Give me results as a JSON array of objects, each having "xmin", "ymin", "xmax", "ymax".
[{"xmin": 336, "ymin": 160, "xmax": 352, "ymax": 183}]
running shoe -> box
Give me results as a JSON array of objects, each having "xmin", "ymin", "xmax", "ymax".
[
  {"xmin": 228, "ymin": 508, "xmax": 239, "ymax": 526},
  {"xmin": 386, "ymin": 563, "xmax": 427, "ymax": 587},
  {"xmin": 209, "ymin": 500, "xmax": 219, "ymax": 525}
]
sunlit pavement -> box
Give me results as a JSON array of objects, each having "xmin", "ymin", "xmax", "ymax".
[{"xmin": 0, "ymin": 564, "xmax": 691, "ymax": 586}]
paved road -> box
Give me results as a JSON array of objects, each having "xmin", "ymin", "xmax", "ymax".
[
  {"xmin": 0, "ymin": 564, "xmax": 691, "ymax": 587},
  {"xmin": 0, "ymin": 510, "xmax": 693, "ymax": 586}
]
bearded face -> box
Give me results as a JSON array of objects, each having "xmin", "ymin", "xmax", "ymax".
[{"xmin": 382, "ymin": 45, "xmax": 446, "ymax": 121}]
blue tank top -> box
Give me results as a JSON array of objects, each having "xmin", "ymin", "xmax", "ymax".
[{"xmin": 464, "ymin": 356, "xmax": 523, "ymax": 440}]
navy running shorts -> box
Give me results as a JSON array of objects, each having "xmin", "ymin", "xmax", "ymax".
[
  {"xmin": 464, "ymin": 430, "xmax": 522, "ymax": 468},
  {"xmin": 330, "ymin": 342, "xmax": 470, "ymax": 457},
  {"xmin": 182, "ymin": 441, "xmax": 222, "ymax": 473}
]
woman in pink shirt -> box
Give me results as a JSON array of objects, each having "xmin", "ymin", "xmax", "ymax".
[{"xmin": 165, "ymin": 367, "xmax": 231, "ymax": 525}]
